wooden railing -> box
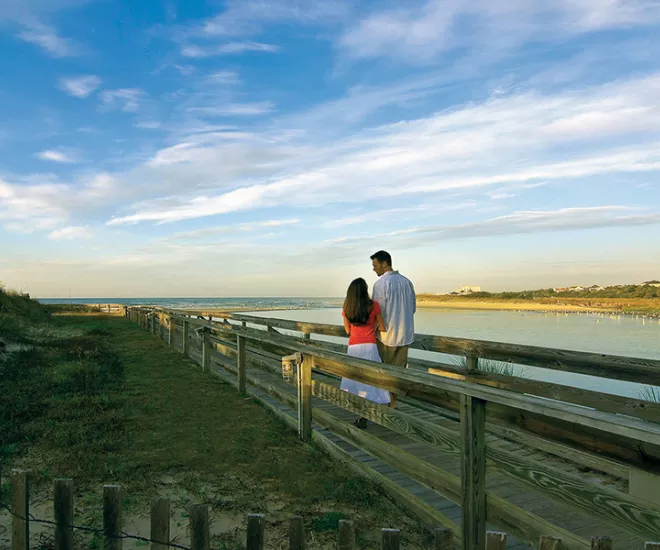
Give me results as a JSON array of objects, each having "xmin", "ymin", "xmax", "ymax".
[{"xmin": 124, "ymin": 306, "xmax": 660, "ymax": 550}]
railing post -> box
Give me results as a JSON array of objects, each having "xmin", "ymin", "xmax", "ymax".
[
  {"xmin": 302, "ymin": 332, "xmax": 311, "ymax": 340},
  {"xmin": 237, "ymin": 334, "xmax": 247, "ymax": 394},
  {"xmin": 201, "ymin": 328, "xmax": 210, "ymax": 372},
  {"xmin": 466, "ymin": 355, "xmax": 478, "ymax": 374},
  {"xmin": 11, "ymin": 469, "xmax": 29, "ymax": 550},
  {"xmin": 151, "ymin": 312, "xmax": 156, "ymax": 336},
  {"xmin": 338, "ymin": 520, "xmax": 355, "ymax": 550},
  {"xmin": 150, "ymin": 498, "xmax": 170, "ymax": 550},
  {"xmin": 182, "ymin": 320, "xmax": 189, "ymax": 356},
  {"xmin": 461, "ymin": 394, "xmax": 486, "ymax": 550},
  {"xmin": 167, "ymin": 316, "xmax": 173, "ymax": 346},
  {"xmin": 297, "ymin": 354, "xmax": 313, "ymax": 442}
]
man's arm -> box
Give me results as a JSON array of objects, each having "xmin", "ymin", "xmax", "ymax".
[{"xmin": 372, "ymin": 279, "xmax": 387, "ymax": 329}]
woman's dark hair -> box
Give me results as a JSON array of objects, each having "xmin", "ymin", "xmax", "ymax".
[{"xmin": 343, "ymin": 278, "xmax": 373, "ymax": 326}]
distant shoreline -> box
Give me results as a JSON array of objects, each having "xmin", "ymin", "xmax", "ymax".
[{"xmin": 416, "ymin": 296, "xmax": 660, "ymax": 316}]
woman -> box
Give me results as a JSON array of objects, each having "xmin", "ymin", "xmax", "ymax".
[{"xmin": 340, "ymin": 277, "xmax": 391, "ymax": 429}]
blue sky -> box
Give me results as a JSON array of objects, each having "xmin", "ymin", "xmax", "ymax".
[{"xmin": 1, "ymin": 0, "xmax": 660, "ymax": 298}]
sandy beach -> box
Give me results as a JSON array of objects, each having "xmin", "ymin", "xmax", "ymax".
[{"xmin": 416, "ymin": 298, "xmax": 607, "ymax": 313}]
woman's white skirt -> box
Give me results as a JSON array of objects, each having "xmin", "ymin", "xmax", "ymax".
[{"xmin": 340, "ymin": 343, "xmax": 391, "ymax": 405}]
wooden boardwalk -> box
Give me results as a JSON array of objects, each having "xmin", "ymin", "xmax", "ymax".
[{"xmin": 129, "ymin": 307, "xmax": 660, "ymax": 550}]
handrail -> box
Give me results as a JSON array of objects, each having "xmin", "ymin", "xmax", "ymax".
[
  {"xmin": 203, "ymin": 320, "xmax": 660, "ymax": 446},
  {"xmin": 149, "ymin": 307, "xmax": 660, "ymax": 386}
]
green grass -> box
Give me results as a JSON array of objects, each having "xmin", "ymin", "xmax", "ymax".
[
  {"xmin": 1, "ymin": 307, "xmax": 429, "ymax": 548},
  {"xmin": 450, "ymin": 356, "xmax": 525, "ymax": 377},
  {"xmin": 640, "ymin": 385, "xmax": 660, "ymax": 403}
]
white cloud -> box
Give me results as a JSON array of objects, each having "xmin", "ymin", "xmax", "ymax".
[
  {"xmin": 48, "ymin": 225, "xmax": 92, "ymax": 240},
  {"xmin": 105, "ymin": 73, "xmax": 660, "ymax": 225},
  {"xmin": 36, "ymin": 149, "xmax": 77, "ymax": 163},
  {"xmin": 186, "ymin": 102, "xmax": 274, "ymax": 116},
  {"xmin": 340, "ymin": 0, "xmax": 660, "ymax": 62},
  {"xmin": 99, "ymin": 89, "xmax": 145, "ymax": 112},
  {"xmin": 181, "ymin": 42, "xmax": 279, "ymax": 57},
  {"xmin": 58, "ymin": 75, "xmax": 101, "ymax": 98},
  {"xmin": 17, "ymin": 22, "xmax": 80, "ymax": 57}
]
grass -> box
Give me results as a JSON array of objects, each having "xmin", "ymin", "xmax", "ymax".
[
  {"xmin": 640, "ymin": 385, "xmax": 660, "ymax": 403},
  {"xmin": 450, "ymin": 356, "xmax": 525, "ymax": 378},
  {"xmin": 0, "ymin": 307, "xmax": 429, "ymax": 549}
]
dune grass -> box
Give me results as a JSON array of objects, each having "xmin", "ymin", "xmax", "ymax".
[{"xmin": 1, "ymin": 309, "xmax": 429, "ymax": 549}]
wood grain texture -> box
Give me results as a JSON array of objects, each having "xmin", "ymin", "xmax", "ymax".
[
  {"xmin": 189, "ymin": 504, "xmax": 209, "ymax": 550},
  {"xmin": 11, "ymin": 470, "xmax": 29, "ymax": 550},
  {"xmin": 461, "ymin": 395, "xmax": 486, "ymax": 550}
]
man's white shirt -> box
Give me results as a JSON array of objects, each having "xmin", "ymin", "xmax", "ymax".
[{"xmin": 372, "ymin": 270, "xmax": 416, "ymax": 347}]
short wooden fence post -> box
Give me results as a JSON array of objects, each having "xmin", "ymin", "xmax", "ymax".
[
  {"xmin": 288, "ymin": 516, "xmax": 304, "ymax": 550},
  {"xmin": 338, "ymin": 520, "xmax": 354, "ymax": 550},
  {"xmin": 54, "ymin": 478, "xmax": 74, "ymax": 550},
  {"xmin": 246, "ymin": 514, "xmax": 265, "ymax": 550},
  {"xmin": 11, "ymin": 469, "xmax": 29, "ymax": 550},
  {"xmin": 189, "ymin": 504, "xmax": 209, "ymax": 550},
  {"xmin": 103, "ymin": 485, "xmax": 122, "ymax": 550},
  {"xmin": 150, "ymin": 498, "xmax": 170, "ymax": 550}
]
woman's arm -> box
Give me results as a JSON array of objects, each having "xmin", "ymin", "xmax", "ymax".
[
  {"xmin": 343, "ymin": 316, "xmax": 351, "ymax": 336},
  {"xmin": 376, "ymin": 313, "xmax": 386, "ymax": 333}
]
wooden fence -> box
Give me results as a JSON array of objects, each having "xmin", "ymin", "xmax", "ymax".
[
  {"xmin": 0, "ymin": 470, "xmax": 647, "ymax": 550},
  {"xmin": 123, "ymin": 306, "xmax": 660, "ymax": 550}
]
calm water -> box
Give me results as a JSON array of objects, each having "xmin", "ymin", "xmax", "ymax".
[{"xmin": 39, "ymin": 297, "xmax": 659, "ymax": 399}]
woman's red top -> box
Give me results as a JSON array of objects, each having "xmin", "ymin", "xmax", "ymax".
[{"xmin": 342, "ymin": 301, "xmax": 381, "ymax": 346}]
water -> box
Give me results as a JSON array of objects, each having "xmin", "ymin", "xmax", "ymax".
[
  {"xmin": 38, "ymin": 297, "xmax": 342, "ymax": 310},
  {"xmin": 38, "ymin": 297, "xmax": 660, "ymax": 399}
]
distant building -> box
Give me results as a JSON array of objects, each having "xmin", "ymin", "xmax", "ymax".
[
  {"xmin": 588, "ymin": 285, "xmax": 605, "ymax": 291},
  {"xmin": 458, "ymin": 285, "xmax": 481, "ymax": 295}
]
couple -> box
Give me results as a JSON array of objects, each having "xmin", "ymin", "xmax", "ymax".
[{"xmin": 340, "ymin": 250, "xmax": 416, "ymax": 429}]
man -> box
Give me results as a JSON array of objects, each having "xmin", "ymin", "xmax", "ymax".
[{"xmin": 370, "ymin": 250, "xmax": 416, "ymax": 407}]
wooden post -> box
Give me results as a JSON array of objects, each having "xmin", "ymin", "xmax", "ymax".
[
  {"xmin": 151, "ymin": 312, "xmax": 156, "ymax": 335},
  {"xmin": 11, "ymin": 470, "xmax": 29, "ymax": 550},
  {"xmin": 103, "ymin": 485, "xmax": 122, "ymax": 550},
  {"xmin": 302, "ymin": 332, "xmax": 311, "ymax": 340},
  {"xmin": 435, "ymin": 528, "xmax": 453, "ymax": 550},
  {"xmin": 167, "ymin": 317, "xmax": 173, "ymax": 346},
  {"xmin": 182, "ymin": 320, "xmax": 189, "ymax": 355},
  {"xmin": 54, "ymin": 479, "xmax": 74, "ymax": 550},
  {"xmin": 461, "ymin": 395, "xmax": 486, "ymax": 550},
  {"xmin": 539, "ymin": 536, "xmax": 561, "ymax": 550},
  {"xmin": 237, "ymin": 334, "xmax": 247, "ymax": 394},
  {"xmin": 466, "ymin": 355, "xmax": 478, "ymax": 374},
  {"xmin": 150, "ymin": 498, "xmax": 170, "ymax": 550},
  {"xmin": 591, "ymin": 537, "xmax": 612, "ymax": 550},
  {"xmin": 297, "ymin": 354, "xmax": 313, "ymax": 442},
  {"xmin": 644, "ymin": 544, "xmax": 660, "ymax": 550},
  {"xmin": 201, "ymin": 328, "xmax": 209, "ymax": 371},
  {"xmin": 486, "ymin": 532, "xmax": 506, "ymax": 550},
  {"xmin": 189, "ymin": 504, "xmax": 209, "ymax": 550},
  {"xmin": 246, "ymin": 514, "xmax": 265, "ymax": 550},
  {"xmin": 288, "ymin": 516, "xmax": 304, "ymax": 550},
  {"xmin": 242, "ymin": 321, "xmax": 247, "ymax": 328},
  {"xmin": 338, "ymin": 520, "xmax": 354, "ymax": 550},
  {"xmin": 382, "ymin": 529, "xmax": 400, "ymax": 550}
]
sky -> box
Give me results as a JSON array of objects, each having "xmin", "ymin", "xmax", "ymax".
[{"xmin": 1, "ymin": 0, "xmax": 660, "ymax": 298}]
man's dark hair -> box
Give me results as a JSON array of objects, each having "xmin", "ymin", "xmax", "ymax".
[{"xmin": 370, "ymin": 250, "xmax": 392, "ymax": 266}]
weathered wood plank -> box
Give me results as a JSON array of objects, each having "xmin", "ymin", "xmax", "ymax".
[
  {"xmin": 103, "ymin": 485, "xmax": 122, "ymax": 550},
  {"xmin": 297, "ymin": 355, "xmax": 312, "ymax": 442},
  {"xmin": 237, "ymin": 335, "xmax": 247, "ymax": 395},
  {"xmin": 538, "ymin": 536, "xmax": 561, "ymax": 550},
  {"xmin": 338, "ymin": 520, "xmax": 355, "ymax": 550},
  {"xmin": 11, "ymin": 470, "xmax": 29, "ymax": 550},
  {"xmin": 486, "ymin": 532, "xmax": 507, "ymax": 550},
  {"xmin": 54, "ymin": 478, "xmax": 74, "ymax": 550}
]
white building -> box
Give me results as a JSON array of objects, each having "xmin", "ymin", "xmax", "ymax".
[{"xmin": 458, "ymin": 285, "xmax": 481, "ymax": 294}]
